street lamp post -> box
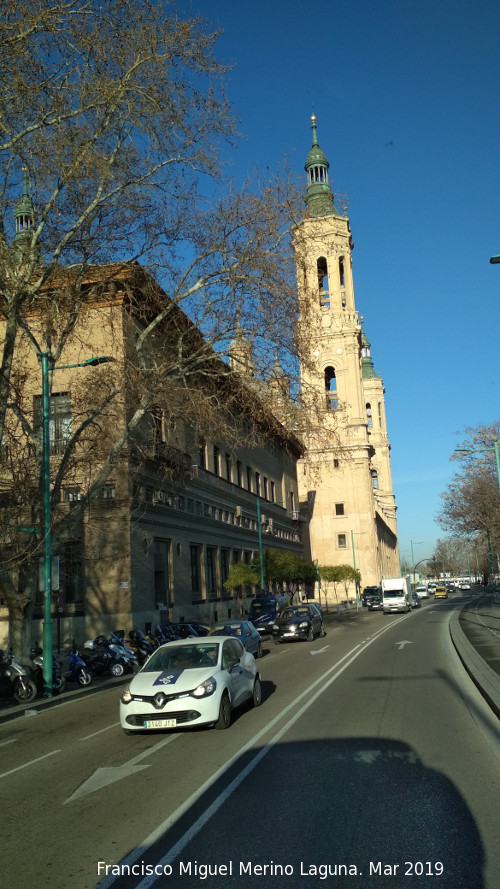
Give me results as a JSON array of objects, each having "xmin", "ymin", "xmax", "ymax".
[
  {"xmin": 410, "ymin": 540, "xmax": 422, "ymax": 582},
  {"xmin": 40, "ymin": 353, "xmax": 113, "ymax": 696},
  {"xmin": 350, "ymin": 530, "xmax": 364, "ymax": 606}
]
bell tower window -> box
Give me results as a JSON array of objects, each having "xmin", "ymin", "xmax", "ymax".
[
  {"xmin": 325, "ymin": 367, "xmax": 337, "ymax": 410},
  {"xmin": 366, "ymin": 403, "xmax": 372, "ymax": 428},
  {"xmin": 371, "ymin": 469, "xmax": 378, "ymax": 489},
  {"xmin": 317, "ymin": 256, "xmax": 329, "ymax": 308}
]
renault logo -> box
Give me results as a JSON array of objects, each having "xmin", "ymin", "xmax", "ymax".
[{"xmin": 153, "ymin": 692, "xmax": 168, "ymax": 709}]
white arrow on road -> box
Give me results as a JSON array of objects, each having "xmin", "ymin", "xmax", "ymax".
[
  {"xmin": 65, "ymin": 734, "xmax": 178, "ymax": 804},
  {"xmin": 310, "ymin": 646, "xmax": 330, "ymax": 655},
  {"xmin": 395, "ymin": 641, "xmax": 413, "ymax": 650}
]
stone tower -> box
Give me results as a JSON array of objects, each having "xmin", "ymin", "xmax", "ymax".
[{"xmin": 295, "ymin": 115, "xmax": 399, "ymax": 592}]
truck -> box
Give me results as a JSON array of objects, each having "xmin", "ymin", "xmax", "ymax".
[
  {"xmin": 381, "ymin": 576, "xmax": 412, "ymax": 614},
  {"xmin": 248, "ymin": 593, "xmax": 289, "ymax": 635}
]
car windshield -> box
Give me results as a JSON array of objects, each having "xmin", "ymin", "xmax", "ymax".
[
  {"xmin": 249, "ymin": 600, "xmax": 274, "ymax": 616},
  {"xmin": 142, "ymin": 643, "xmax": 220, "ymax": 672},
  {"xmin": 383, "ymin": 591, "xmax": 403, "ymax": 598},
  {"xmin": 210, "ymin": 624, "xmax": 243, "ymax": 636},
  {"xmin": 280, "ymin": 607, "xmax": 309, "ymax": 619}
]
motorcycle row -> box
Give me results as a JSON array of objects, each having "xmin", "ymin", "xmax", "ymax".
[{"xmin": 0, "ymin": 624, "xmax": 196, "ymax": 706}]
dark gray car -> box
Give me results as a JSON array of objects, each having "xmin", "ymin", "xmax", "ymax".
[{"xmin": 272, "ymin": 603, "xmax": 325, "ymax": 643}]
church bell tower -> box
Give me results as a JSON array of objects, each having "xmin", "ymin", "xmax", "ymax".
[{"xmin": 295, "ymin": 116, "xmax": 399, "ymax": 592}]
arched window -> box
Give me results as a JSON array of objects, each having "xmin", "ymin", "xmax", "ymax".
[
  {"xmin": 325, "ymin": 367, "xmax": 337, "ymax": 410},
  {"xmin": 366, "ymin": 403, "xmax": 372, "ymax": 428},
  {"xmin": 317, "ymin": 256, "xmax": 329, "ymax": 308},
  {"xmin": 371, "ymin": 469, "xmax": 378, "ymax": 489},
  {"xmin": 339, "ymin": 256, "xmax": 345, "ymax": 287}
]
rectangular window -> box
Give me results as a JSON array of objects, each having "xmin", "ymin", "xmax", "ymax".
[
  {"xmin": 225, "ymin": 453, "xmax": 232, "ymax": 482},
  {"xmin": 206, "ymin": 546, "xmax": 218, "ymax": 600},
  {"xmin": 61, "ymin": 540, "xmax": 83, "ymax": 604},
  {"xmin": 337, "ymin": 534, "xmax": 347, "ymax": 549},
  {"xmin": 237, "ymin": 461, "xmax": 243, "ymax": 487},
  {"xmin": 247, "ymin": 466, "xmax": 253, "ymax": 492},
  {"xmin": 333, "ymin": 458, "xmax": 340, "ymax": 469},
  {"xmin": 263, "ymin": 477, "xmax": 268, "ymax": 500},
  {"xmin": 101, "ymin": 484, "xmax": 116, "ymax": 500},
  {"xmin": 213, "ymin": 446, "xmax": 220, "ymax": 476},
  {"xmin": 154, "ymin": 539, "xmax": 170, "ymax": 607},
  {"xmin": 62, "ymin": 486, "xmax": 81, "ymax": 503},
  {"xmin": 255, "ymin": 472, "xmax": 260, "ymax": 497},
  {"xmin": 270, "ymin": 480, "xmax": 276, "ymax": 502},
  {"xmin": 34, "ymin": 392, "xmax": 71, "ymax": 455},
  {"xmin": 190, "ymin": 544, "xmax": 202, "ymax": 596},
  {"xmin": 220, "ymin": 548, "xmax": 230, "ymax": 587},
  {"xmin": 198, "ymin": 441, "xmax": 206, "ymax": 469},
  {"xmin": 335, "ymin": 503, "xmax": 345, "ymax": 516}
]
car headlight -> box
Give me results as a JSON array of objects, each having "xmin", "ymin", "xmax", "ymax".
[
  {"xmin": 299, "ymin": 621, "xmax": 308, "ymax": 628},
  {"xmin": 272, "ymin": 624, "xmax": 279, "ymax": 630},
  {"xmin": 121, "ymin": 686, "xmax": 132, "ymax": 704},
  {"xmin": 191, "ymin": 677, "xmax": 217, "ymax": 698}
]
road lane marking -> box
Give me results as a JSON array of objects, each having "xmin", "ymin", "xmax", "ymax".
[
  {"xmin": 0, "ymin": 749, "xmax": 61, "ymax": 780},
  {"xmin": 66, "ymin": 733, "xmax": 179, "ymax": 802},
  {"xmin": 95, "ymin": 614, "xmax": 409, "ymax": 889},
  {"xmin": 80, "ymin": 722, "xmax": 120, "ymax": 740},
  {"xmin": 0, "ymin": 738, "xmax": 17, "ymax": 747}
]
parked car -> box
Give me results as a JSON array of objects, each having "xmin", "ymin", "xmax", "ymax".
[
  {"xmin": 415, "ymin": 585, "xmax": 428, "ymax": 599},
  {"xmin": 120, "ymin": 637, "xmax": 261, "ymax": 733},
  {"xmin": 367, "ymin": 595, "xmax": 383, "ymax": 611},
  {"xmin": 411, "ymin": 593, "xmax": 421, "ymax": 608},
  {"xmin": 272, "ymin": 603, "xmax": 324, "ymax": 642},
  {"xmin": 361, "ymin": 586, "xmax": 380, "ymax": 606},
  {"xmin": 208, "ymin": 621, "xmax": 262, "ymax": 658}
]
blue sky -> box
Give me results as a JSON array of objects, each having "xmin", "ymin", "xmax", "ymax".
[{"xmin": 188, "ymin": 0, "xmax": 500, "ymax": 565}]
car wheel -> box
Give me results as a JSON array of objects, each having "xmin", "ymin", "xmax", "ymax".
[
  {"xmin": 256, "ymin": 641, "xmax": 263, "ymax": 658},
  {"xmin": 215, "ymin": 691, "xmax": 231, "ymax": 730},
  {"xmin": 319, "ymin": 622, "xmax": 326, "ymax": 637},
  {"xmin": 307, "ymin": 624, "xmax": 314, "ymax": 642},
  {"xmin": 251, "ymin": 676, "xmax": 262, "ymax": 708},
  {"xmin": 111, "ymin": 662, "xmax": 125, "ymax": 677}
]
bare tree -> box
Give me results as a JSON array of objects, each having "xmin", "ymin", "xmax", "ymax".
[
  {"xmin": 438, "ymin": 423, "xmax": 500, "ymax": 541},
  {"xmin": 0, "ymin": 1, "xmax": 334, "ymax": 648}
]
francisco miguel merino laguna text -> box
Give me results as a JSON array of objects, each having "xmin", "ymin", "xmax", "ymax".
[{"xmin": 97, "ymin": 860, "xmax": 360, "ymax": 879}]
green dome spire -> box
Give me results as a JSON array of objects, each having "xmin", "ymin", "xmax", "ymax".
[
  {"xmin": 304, "ymin": 115, "xmax": 337, "ymax": 218},
  {"xmin": 13, "ymin": 167, "xmax": 35, "ymax": 246},
  {"xmin": 360, "ymin": 323, "xmax": 381, "ymax": 380}
]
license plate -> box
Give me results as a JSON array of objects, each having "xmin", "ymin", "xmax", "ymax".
[
  {"xmin": 283, "ymin": 632, "xmax": 295, "ymax": 637},
  {"xmin": 143, "ymin": 718, "xmax": 176, "ymax": 729}
]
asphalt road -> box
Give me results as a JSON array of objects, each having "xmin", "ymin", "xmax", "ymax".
[{"xmin": 2, "ymin": 595, "xmax": 500, "ymax": 889}]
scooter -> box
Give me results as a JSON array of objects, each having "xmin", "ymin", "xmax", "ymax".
[
  {"xmin": 29, "ymin": 644, "xmax": 66, "ymax": 696},
  {"xmin": 0, "ymin": 649, "xmax": 37, "ymax": 704},
  {"xmin": 81, "ymin": 635, "xmax": 139, "ymax": 678},
  {"xmin": 127, "ymin": 629, "xmax": 155, "ymax": 665},
  {"xmin": 67, "ymin": 646, "xmax": 92, "ymax": 686}
]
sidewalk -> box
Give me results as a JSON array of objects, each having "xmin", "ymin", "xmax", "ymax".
[{"xmin": 449, "ymin": 589, "xmax": 500, "ymax": 718}]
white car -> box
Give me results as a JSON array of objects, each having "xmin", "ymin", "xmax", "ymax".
[
  {"xmin": 415, "ymin": 585, "xmax": 428, "ymax": 599},
  {"xmin": 120, "ymin": 636, "xmax": 261, "ymax": 733}
]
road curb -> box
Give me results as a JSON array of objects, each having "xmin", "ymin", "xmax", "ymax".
[
  {"xmin": 449, "ymin": 601, "xmax": 500, "ymax": 720},
  {"xmin": 0, "ymin": 673, "xmax": 129, "ymax": 726}
]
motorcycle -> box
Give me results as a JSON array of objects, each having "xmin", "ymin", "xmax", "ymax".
[
  {"xmin": 81, "ymin": 635, "xmax": 139, "ymax": 678},
  {"xmin": 127, "ymin": 629, "xmax": 155, "ymax": 665},
  {"xmin": 0, "ymin": 649, "xmax": 38, "ymax": 704},
  {"xmin": 29, "ymin": 644, "xmax": 66, "ymax": 696},
  {"xmin": 67, "ymin": 646, "xmax": 92, "ymax": 686}
]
